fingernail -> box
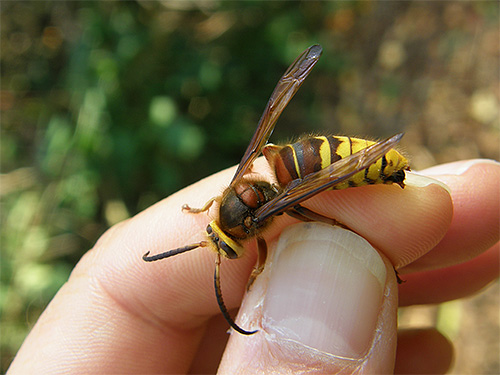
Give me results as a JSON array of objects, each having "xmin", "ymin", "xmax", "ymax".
[
  {"xmin": 263, "ymin": 222, "xmax": 386, "ymax": 358},
  {"xmin": 404, "ymin": 172, "xmax": 451, "ymax": 193},
  {"xmin": 417, "ymin": 159, "xmax": 499, "ymax": 176}
]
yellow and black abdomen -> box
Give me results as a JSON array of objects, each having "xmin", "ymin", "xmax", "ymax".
[{"xmin": 262, "ymin": 135, "xmax": 409, "ymax": 190}]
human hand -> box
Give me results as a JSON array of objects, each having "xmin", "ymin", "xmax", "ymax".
[{"xmin": 8, "ymin": 158, "xmax": 499, "ymax": 374}]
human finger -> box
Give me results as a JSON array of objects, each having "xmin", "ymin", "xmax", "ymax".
[
  {"xmin": 399, "ymin": 243, "xmax": 499, "ymax": 306},
  {"xmin": 218, "ymin": 224, "xmax": 400, "ymax": 374},
  {"xmin": 397, "ymin": 160, "xmax": 500, "ymax": 305},
  {"xmin": 401, "ymin": 159, "xmax": 500, "ymax": 273},
  {"xmin": 394, "ymin": 328, "xmax": 453, "ymax": 374}
]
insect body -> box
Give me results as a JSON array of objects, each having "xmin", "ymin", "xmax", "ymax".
[
  {"xmin": 263, "ymin": 135, "xmax": 408, "ymax": 191},
  {"xmin": 143, "ymin": 45, "xmax": 410, "ymax": 335}
]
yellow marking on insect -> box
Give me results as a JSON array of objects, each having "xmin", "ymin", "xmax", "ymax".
[
  {"xmin": 290, "ymin": 146, "xmax": 301, "ymax": 178},
  {"xmin": 332, "ymin": 137, "xmax": 354, "ymax": 189},
  {"xmin": 317, "ymin": 136, "xmax": 331, "ymax": 169},
  {"xmin": 383, "ymin": 149, "xmax": 403, "ymax": 176},
  {"xmin": 366, "ymin": 161, "xmax": 382, "ymax": 183},
  {"xmin": 335, "ymin": 136, "xmax": 351, "ymax": 159},
  {"xmin": 349, "ymin": 138, "xmax": 367, "ymax": 186},
  {"xmin": 208, "ymin": 220, "xmax": 244, "ymax": 258}
]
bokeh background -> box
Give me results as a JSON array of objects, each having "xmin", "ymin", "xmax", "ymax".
[{"xmin": 1, "ymin": 1, "xmax": 498, "ymax": 373}]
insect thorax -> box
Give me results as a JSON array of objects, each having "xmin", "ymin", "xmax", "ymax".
[{"xmin": 218, "ymin": 181, "xmax": 279, "ymax": 240}]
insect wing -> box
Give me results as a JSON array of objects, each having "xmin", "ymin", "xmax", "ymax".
[
  {"xmin": 230, "ymin": 45, "xmax": 323, "ymax": 186},
  {"xmin": 254, "ymin": 133, "xmax": 404, "ymax": 223}
]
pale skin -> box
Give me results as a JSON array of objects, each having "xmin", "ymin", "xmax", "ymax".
[{"xmin": 7, "ymin": 158, "xmax": 500, "ymax": 374}]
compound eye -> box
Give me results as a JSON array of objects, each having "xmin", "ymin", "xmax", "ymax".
[{"xmin": 219, "ymin": 240, "xmax": 238, "ymax": 259}]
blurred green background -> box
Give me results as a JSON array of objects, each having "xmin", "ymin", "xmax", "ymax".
[{"xmin": 1, "ymin": 1, "xmax": 498, "ymax": 373}]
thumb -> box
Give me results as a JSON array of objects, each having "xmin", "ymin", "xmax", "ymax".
[{"xmin": 218, "ymin": 222, "xmax": 398, "ymax": 374}]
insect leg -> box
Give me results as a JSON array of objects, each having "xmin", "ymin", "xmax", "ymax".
[
  {"xmin": 182, "ymin": 196, "xmax": 220, "ymax": 214},
  {"xmin": 246, "ymin": 237, "xmax": 268, "ymax": 291},
  {"xmin": 286, "ymin": 204, "xmax": 351, "ymax": 229},
  {"xmin": 214, "ymin": 254, "xmax": 258, "ymax": 335},
  {"xmin": 394, "ymin": 267, "xmax": 405, "ymax": 284}
]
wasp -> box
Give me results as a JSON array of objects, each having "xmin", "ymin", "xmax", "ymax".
[{"xmin": 143, "ymin": 45, "xmax": 409, "ymax": 335}]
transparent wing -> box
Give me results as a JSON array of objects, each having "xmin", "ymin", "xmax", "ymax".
[
  {"xmin": 230, "ymin": 45, "xmax": 323, "ymax": 186},
  {"xmin": 253, "ymin": 133, "xmax": 404, "ymax": 223}
]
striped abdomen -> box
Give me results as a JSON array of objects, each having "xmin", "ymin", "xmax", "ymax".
[{"xmin": 262, "ymin": 136, "xmax": 409, "ymax": 190}]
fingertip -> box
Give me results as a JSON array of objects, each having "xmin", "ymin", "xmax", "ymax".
[
  {"xmin": 404, "ymin": 171, "xmax": 451, "ymax": 193},
  {"xmin": 418, "ymin": 158, "xmax": 499, "ymax": 177},
  {"xmin": 219, "ymin": 224, "xmax": 399, "ymax": 374},
  {"xmin": 403, "ymin": 159, "xmax": 500, "ymax": 272},
  {"xmin": 387, "ymin": 181, "xmax": 453, "ymax": 268},
  {"xmin": 395, "ymin": 328, "xmax": 454, "ymax": 374}
]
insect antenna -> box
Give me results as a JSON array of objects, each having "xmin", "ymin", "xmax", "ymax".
[
  {"xmin": 214, "ymin": 254, "xmax": 258, "ymax": 335},
  {"xmin": 143, "ymin": 241, "xmax": 208, "ymax": 262}
]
